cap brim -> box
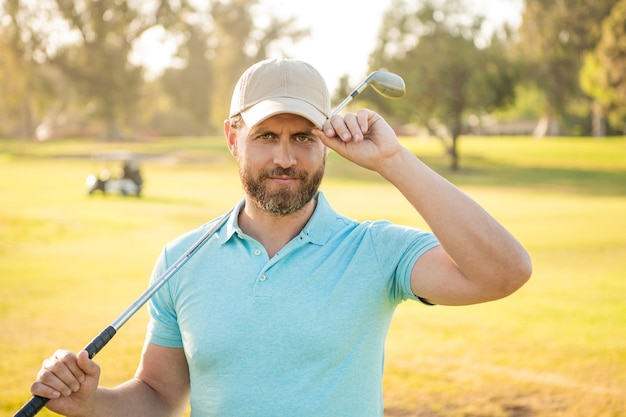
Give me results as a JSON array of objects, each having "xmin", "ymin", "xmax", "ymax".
[{"xmin": 240, "ymin": 97, "xmax": 327, "ymax": 129}]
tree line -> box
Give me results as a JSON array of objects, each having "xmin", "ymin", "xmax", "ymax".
[{"xmin": 1, "ymin": 0, "xmax": 624, "ymax": 154}]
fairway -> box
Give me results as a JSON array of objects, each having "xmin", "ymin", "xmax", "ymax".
[{"xmin": 1, "ymin": 136, "xmax": 625, "ymax": 417}]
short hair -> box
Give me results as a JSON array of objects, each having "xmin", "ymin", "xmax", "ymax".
[{"xmin": 227, "ymin": 114, "xmax": 245, "ymax": 131}]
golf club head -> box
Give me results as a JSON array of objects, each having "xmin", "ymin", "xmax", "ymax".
[
  {"xmin": 366, "ymin": 71, "xmax": 406, "ymax": 98},
  {"xmin": 331, "ymin": 70, "xmax": 406, "ymax": 115}
]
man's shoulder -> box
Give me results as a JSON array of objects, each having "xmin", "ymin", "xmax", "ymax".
[{"xmin": 163, "ymin": 213, "xmax": 232, "ymax": 256}]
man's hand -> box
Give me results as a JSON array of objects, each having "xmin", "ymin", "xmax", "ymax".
[
  {"xmin": 30, "ymin": 349, "xmax": 100, "ymax": 417},
  {"xmin": 317, "ymin": 109, "xmax": 404, "ymax": 173}
]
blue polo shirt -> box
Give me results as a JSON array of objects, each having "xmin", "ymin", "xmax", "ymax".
[{"xmin": 147, "ymin": 192, "xmax": 439, "ymax": 417}]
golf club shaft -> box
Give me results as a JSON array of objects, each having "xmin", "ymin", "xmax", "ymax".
[
  {"xmin": 13, "ymin": 209, "xmax": 233, "ymax": 417},
  {"xmin": 330, "ymin": 77, "xmax": 372, "ymax": 116}
]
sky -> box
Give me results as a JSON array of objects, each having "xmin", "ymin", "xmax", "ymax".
[{"xmin": 134, "ymin": 0, "xmax": 524, "ymax": 92}]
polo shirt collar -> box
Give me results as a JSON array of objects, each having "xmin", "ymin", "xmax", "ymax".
[
  {"xmin": 216, "ymin": 197, "xmax": 246, "ymax": 245},
  {"xmin": 300, "ymin": 192, "xmax": 336, "ymax": 246}
]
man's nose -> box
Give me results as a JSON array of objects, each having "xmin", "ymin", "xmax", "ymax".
[{"xmin": 273, "ymin": 140, "xmax": 296, "ymax": 168}]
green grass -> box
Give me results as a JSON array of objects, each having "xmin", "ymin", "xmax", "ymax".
[{"xmin": 1, "ymin": 136, "xmax": 625, "ymax": 417}]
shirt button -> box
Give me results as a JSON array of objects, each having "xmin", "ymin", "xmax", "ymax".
[
  {"xmin": 260, "ymin": 274, "xmax": 267, "ymax": 282},
  {"xmin": 253, "ymin": 249, "xmax": 261, "ymax": 256}
]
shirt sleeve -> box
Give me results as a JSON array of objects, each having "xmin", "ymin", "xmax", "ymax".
[
  {"xmin": 146, "ymin": 247, "xmax": 185, "ymax": 348},
  {"xmin": 368, "ymin": 220, "xmax": 440, "ymax": 303}
]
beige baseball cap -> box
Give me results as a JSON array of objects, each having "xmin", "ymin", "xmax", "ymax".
[{"xmin": 229, "ymin": 58, "xmax": 331, "ymax": 129}]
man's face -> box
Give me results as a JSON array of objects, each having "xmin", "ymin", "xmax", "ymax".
[{"xmin": 228, "ymin": 113, "xmax": 327, "ymax": 216}]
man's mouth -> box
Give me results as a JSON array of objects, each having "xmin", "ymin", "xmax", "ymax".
[
  {"xmin": 264, "ymin": 168, "xmax": 304, "ymax": 185},
  {"xmin": 267, "ymin": 176, "xmax": 298, "ymax": 186}
]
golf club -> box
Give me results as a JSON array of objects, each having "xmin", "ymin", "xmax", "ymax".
[
  {"xmin": 330, "ymin": 70, "xmax": 406, "ymax": 116},
  {"xmin": 13, "ymin": 209, "xmax": 233, "ymax": 417}
]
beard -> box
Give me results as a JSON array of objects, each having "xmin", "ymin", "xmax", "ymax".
[{"xmin": 241, "ymin": 159, "xmax": 325, "ymax": 216}]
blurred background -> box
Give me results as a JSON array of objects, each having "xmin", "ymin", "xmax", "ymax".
[
  {"xmin": 1, "ymin": 0, "xmax": 625, "ymax": 167},
  {"xmin": 1, "ymin": 1, "xmax": 625, "ymax": 416}
]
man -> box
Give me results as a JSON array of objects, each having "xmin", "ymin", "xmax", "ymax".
[{"xmin": 31, "ymin": 58, "xmax": 531, "ymax": 417}]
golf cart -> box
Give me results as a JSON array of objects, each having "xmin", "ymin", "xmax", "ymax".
[{"xmin": 85, "ymin": 151, "xmax": 143, "ymax": 197}]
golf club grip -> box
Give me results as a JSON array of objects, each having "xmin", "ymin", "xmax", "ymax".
[
  {"xmin": 13, "ymin": 326, "xmax": 117, "ymax": 417},
  {"xmin": 13, "ymin": 395, "xmax": 48, "ymax": 417},
  {"xmin": 84, "ymin": 325, "xmax": 117, "ymax": 358}
]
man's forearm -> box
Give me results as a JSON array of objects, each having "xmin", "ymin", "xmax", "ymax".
[{"xmin": 90, "ymin": 379, "xmax": 186, "ymax": 417}]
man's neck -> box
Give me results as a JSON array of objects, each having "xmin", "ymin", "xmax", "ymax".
[{"xmin": 238, "ymin": 198, "xmax": 317, "ymax": 258}]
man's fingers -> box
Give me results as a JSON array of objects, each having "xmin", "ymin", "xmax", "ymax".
[
  {"xmin": 325, "ymin": 113, "xmax": 365, "ymax": 142},
  {"xmin": 31, "ymin": 349, "xmax": 96, "ymax": 399},
  {"xmin": 77, "ymin": 349, "xmax": 100, "ymax": 377},
  {"xmin": 58, "ymin": 350, "xmax": 87, "ymax": 383},
  {"xmin": 30, "ymin": 380, "xmax": 62, "ymax": 399},
  {"xmin": 356, "ymin": 109, "xmax": 371, "ymax": 133},
  {"xmin": 37, "ymin": 354, "xmax": 81, "ymax": 395}
]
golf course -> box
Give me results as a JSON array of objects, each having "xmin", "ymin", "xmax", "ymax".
[{"xmin": 1, "ymin": 135, "xmax": 624, "ymax": 416}]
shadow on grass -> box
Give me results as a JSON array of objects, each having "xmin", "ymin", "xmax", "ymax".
[
  {"xmin": 384, "ymin": 403, "xmax": 535, "ymax": 417},
  {"xmin": 325, "ymin": 152, "xmax": 626, "ymax": 197}
]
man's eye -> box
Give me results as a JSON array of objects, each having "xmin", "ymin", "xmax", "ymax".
[
  {"xmin": 295, "ymin": 135, "xmax": 311, "ymax": 143},
  {"xmin": 259, "ymin": 133, "xmax": 273, "ymax": 140}
]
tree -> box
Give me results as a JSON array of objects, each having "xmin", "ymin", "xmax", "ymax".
[
  {"xmin": 0, "ymin": 21, "xmax": 31, "ymax": 137},
  {"xmin": 157, "ymin": 0, "xmax": 309, "ymax": 134},
  {"xmin": 5, "ymin": 0, "xmax": 190, "ymax": 140},
  {"xmin": 516, "ymin": 0, "xmax": 615, "ymax": 136},
  {"xmin": 161, "ymin": 21, "xmax": 215, "ymax": 134},
  {"xmin": 580, "ymin": 0, "xmax": 626, "ymax": 133},
  {"xmin": 2, "ymin": 0, "xmax": 312, "ymax": 138},
  {"xmin": 206, "ymin": 0, "xmax": 308, "ymax": 130},
  {"xmin": 0, "ymin": 1, "xmax": 61, "ymax": 139},
  {"xmin": 369, "ymin": 0, "xmax": 518, "ymax": 170}
]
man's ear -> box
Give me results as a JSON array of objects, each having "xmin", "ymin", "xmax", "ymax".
[{"xmin": 224, "ymin": 120, "xmax": 238, "ymax": 157}]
